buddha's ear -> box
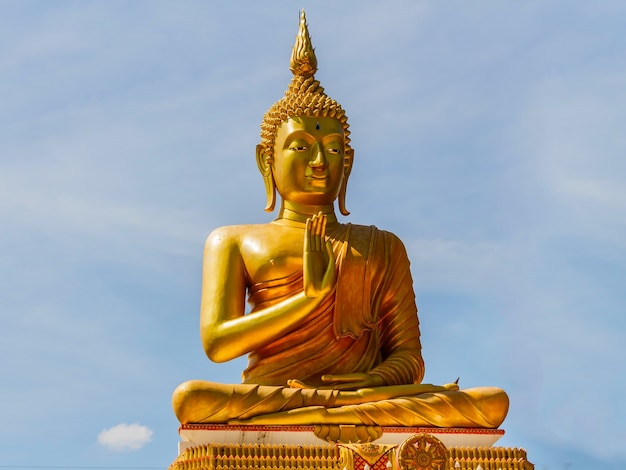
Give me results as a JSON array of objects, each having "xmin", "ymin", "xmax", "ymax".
[
  {"xmin": 338, "ymin": 147, "xmax": 354, "ymax": 216},
  {"xmin": 256, "ymin": 144, "xmax": 276, "ymax": 212}
]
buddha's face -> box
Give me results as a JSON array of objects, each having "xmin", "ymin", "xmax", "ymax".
[{"xmin": 271, "ymin": 116, "xmax": 347, "ymax": 206}]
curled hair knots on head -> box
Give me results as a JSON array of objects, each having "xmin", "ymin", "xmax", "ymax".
[{"xmin": 259, "ymin": 10, "xmax": 351, "ymax": 157}]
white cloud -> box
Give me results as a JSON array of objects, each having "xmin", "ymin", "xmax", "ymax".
[{"xmin": 97, "ymin": 423, "xmax": 153, "ymax": 451}]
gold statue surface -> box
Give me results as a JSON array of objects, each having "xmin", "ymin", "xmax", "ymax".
[{"xmin": 172, "ymin": 11, "xmax": 508, "ymax": 432}]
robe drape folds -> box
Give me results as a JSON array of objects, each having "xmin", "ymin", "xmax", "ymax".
[{"xmin": 244, "ymin": 224, "xmax": 425, "ymax": 387}]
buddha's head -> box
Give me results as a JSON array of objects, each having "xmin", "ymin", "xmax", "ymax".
[{"xmin": 257, "ymin": 11, "xmax": 354, "ymax": 215}]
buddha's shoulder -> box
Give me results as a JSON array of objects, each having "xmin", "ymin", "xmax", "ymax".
[
  {"xmin": 205, "ymin": 223, "xmax": 300, "ymax": 246},
  {"xmin": 347, "ymin": 223, "xmax": 405, "ymax": 245}
]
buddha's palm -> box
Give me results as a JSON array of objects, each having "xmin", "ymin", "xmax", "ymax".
[{"xmin": 303, "ymin": 213, "xmax": 336, "ymax": 298}]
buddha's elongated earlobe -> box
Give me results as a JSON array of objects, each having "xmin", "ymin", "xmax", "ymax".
[
  {"xmin": 338, "ymin": 148, "xmax": 354, "ymax": 216},
  {"xmin": 256, "ymin": 144, "xmax": 276, "ymax": 212}
]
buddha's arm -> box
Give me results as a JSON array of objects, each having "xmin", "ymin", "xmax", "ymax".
[
  {"xmin": 368, "ymin": 232, "xmax": 424, "ymax": 385},
  {"xmin": 201, "ymin": 218, "xmax": 335, "ymax": 363}
]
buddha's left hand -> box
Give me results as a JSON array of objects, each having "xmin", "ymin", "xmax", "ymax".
[{"xmin": 288, "ymin": 373, "xmax": 385, "ymax": 390}]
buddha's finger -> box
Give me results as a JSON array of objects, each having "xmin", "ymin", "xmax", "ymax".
[
  {"xmin": 313, "ymin": 212, "xmax": 324, "ymax": 251},
  {"xmin": 317, "ymin": 212, "xmax": 326, "ymax": 251},
  {"xmin": 305, "ymin": 218, "xmax": 313, "ymax": 252},
  {"xmin": 312, "ymin": 214, "xmax": 321, "ymax": 251},
  {"xmin": 308, "ymin": 216, "xmax": 322, "ymax": 252},
  {"xmin": 322, "ymin": 373, "xmax": 364, "ymax": 383},
  {"xmin": 307, "ymin": 214, "xmax": 317, "ymax": 251},
  {"xmin": 287, "ymin": 379, "xmax": 314, "ymax": 389}
]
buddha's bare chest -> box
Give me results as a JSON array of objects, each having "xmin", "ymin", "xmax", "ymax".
[{"xmin": 239, "ymin": 227, "xmax": 306, "ymax": 284}]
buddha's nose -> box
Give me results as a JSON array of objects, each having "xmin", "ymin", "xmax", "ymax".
[{"xmin": 309, "ymin": 143, "xmax": 327, "ymax": 168}]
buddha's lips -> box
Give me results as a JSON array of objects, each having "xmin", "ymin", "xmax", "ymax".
[
  {"xmin": 307, "ymin": 175, "xmax": 328, "ymax": 186},
  {"xmin": 307, "ymin": 171, "xmax": 328, "ymax": 179}
]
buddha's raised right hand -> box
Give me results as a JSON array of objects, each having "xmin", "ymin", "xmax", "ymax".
[{"xmin": 303, "ymin": 212, "xmax": 336, "ymax": 298}]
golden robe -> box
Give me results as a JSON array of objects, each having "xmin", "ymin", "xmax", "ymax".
[
  {"xmin": 173, "ymin": 224, "xmax": 509, "ymax": 428},
  {"xmin": 244, "ymin": 224, "xmax": 424, "ymax": 387}
]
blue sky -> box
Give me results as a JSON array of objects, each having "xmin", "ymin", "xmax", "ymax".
[{"xmin": 1, "ymin": 1, "xmax": 625, "ymax": 469}]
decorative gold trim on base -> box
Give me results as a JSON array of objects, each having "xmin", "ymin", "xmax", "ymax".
[
  {"xmin": 170, "ymin": 443, "xmax": 340, "ymax": 470},
  {"xmin": 396, "ymin": 434, "xmax": 447, "ymax": 470},
  {"xmin": 447, "ymin": 446, "xmax": 534, "ymax": 470},
  {"xmin": 169, "ymin": 433, "xmax": 534, "ymax": 470},
  {"xmin": 314, "ymin": 424, "xmax": 383, "ymax": 443}
]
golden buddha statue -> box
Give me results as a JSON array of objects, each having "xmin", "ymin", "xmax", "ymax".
[{"xmin": 172, "ymin": 11, "xmax": 508, "ymax": 434}]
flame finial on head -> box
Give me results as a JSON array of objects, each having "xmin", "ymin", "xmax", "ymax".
[
  {"xmin": 260, "ymin": 9, "xmax": 350, "ymax": 157},
  {"xmin": 290, "ymin": 10, "xmax": 317, "ymax": 77}
]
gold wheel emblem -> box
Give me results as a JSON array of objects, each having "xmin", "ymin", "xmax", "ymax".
[{"xmin": 396, "ymin": 434, "xmax": 447, "ymax": 470}]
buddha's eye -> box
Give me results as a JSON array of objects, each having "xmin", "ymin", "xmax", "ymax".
[
  {"xmin": 327, "ymin": 148, "xmax": 342, "ymax": 155},
  {"xmin": 289, "ymin": 145, "xmax": 308, "ymax": 151}
]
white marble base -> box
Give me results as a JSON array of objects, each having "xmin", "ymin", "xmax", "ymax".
[{"xmin": 178, "ymin": 424, "xmax": 504, "ymax": 454}]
